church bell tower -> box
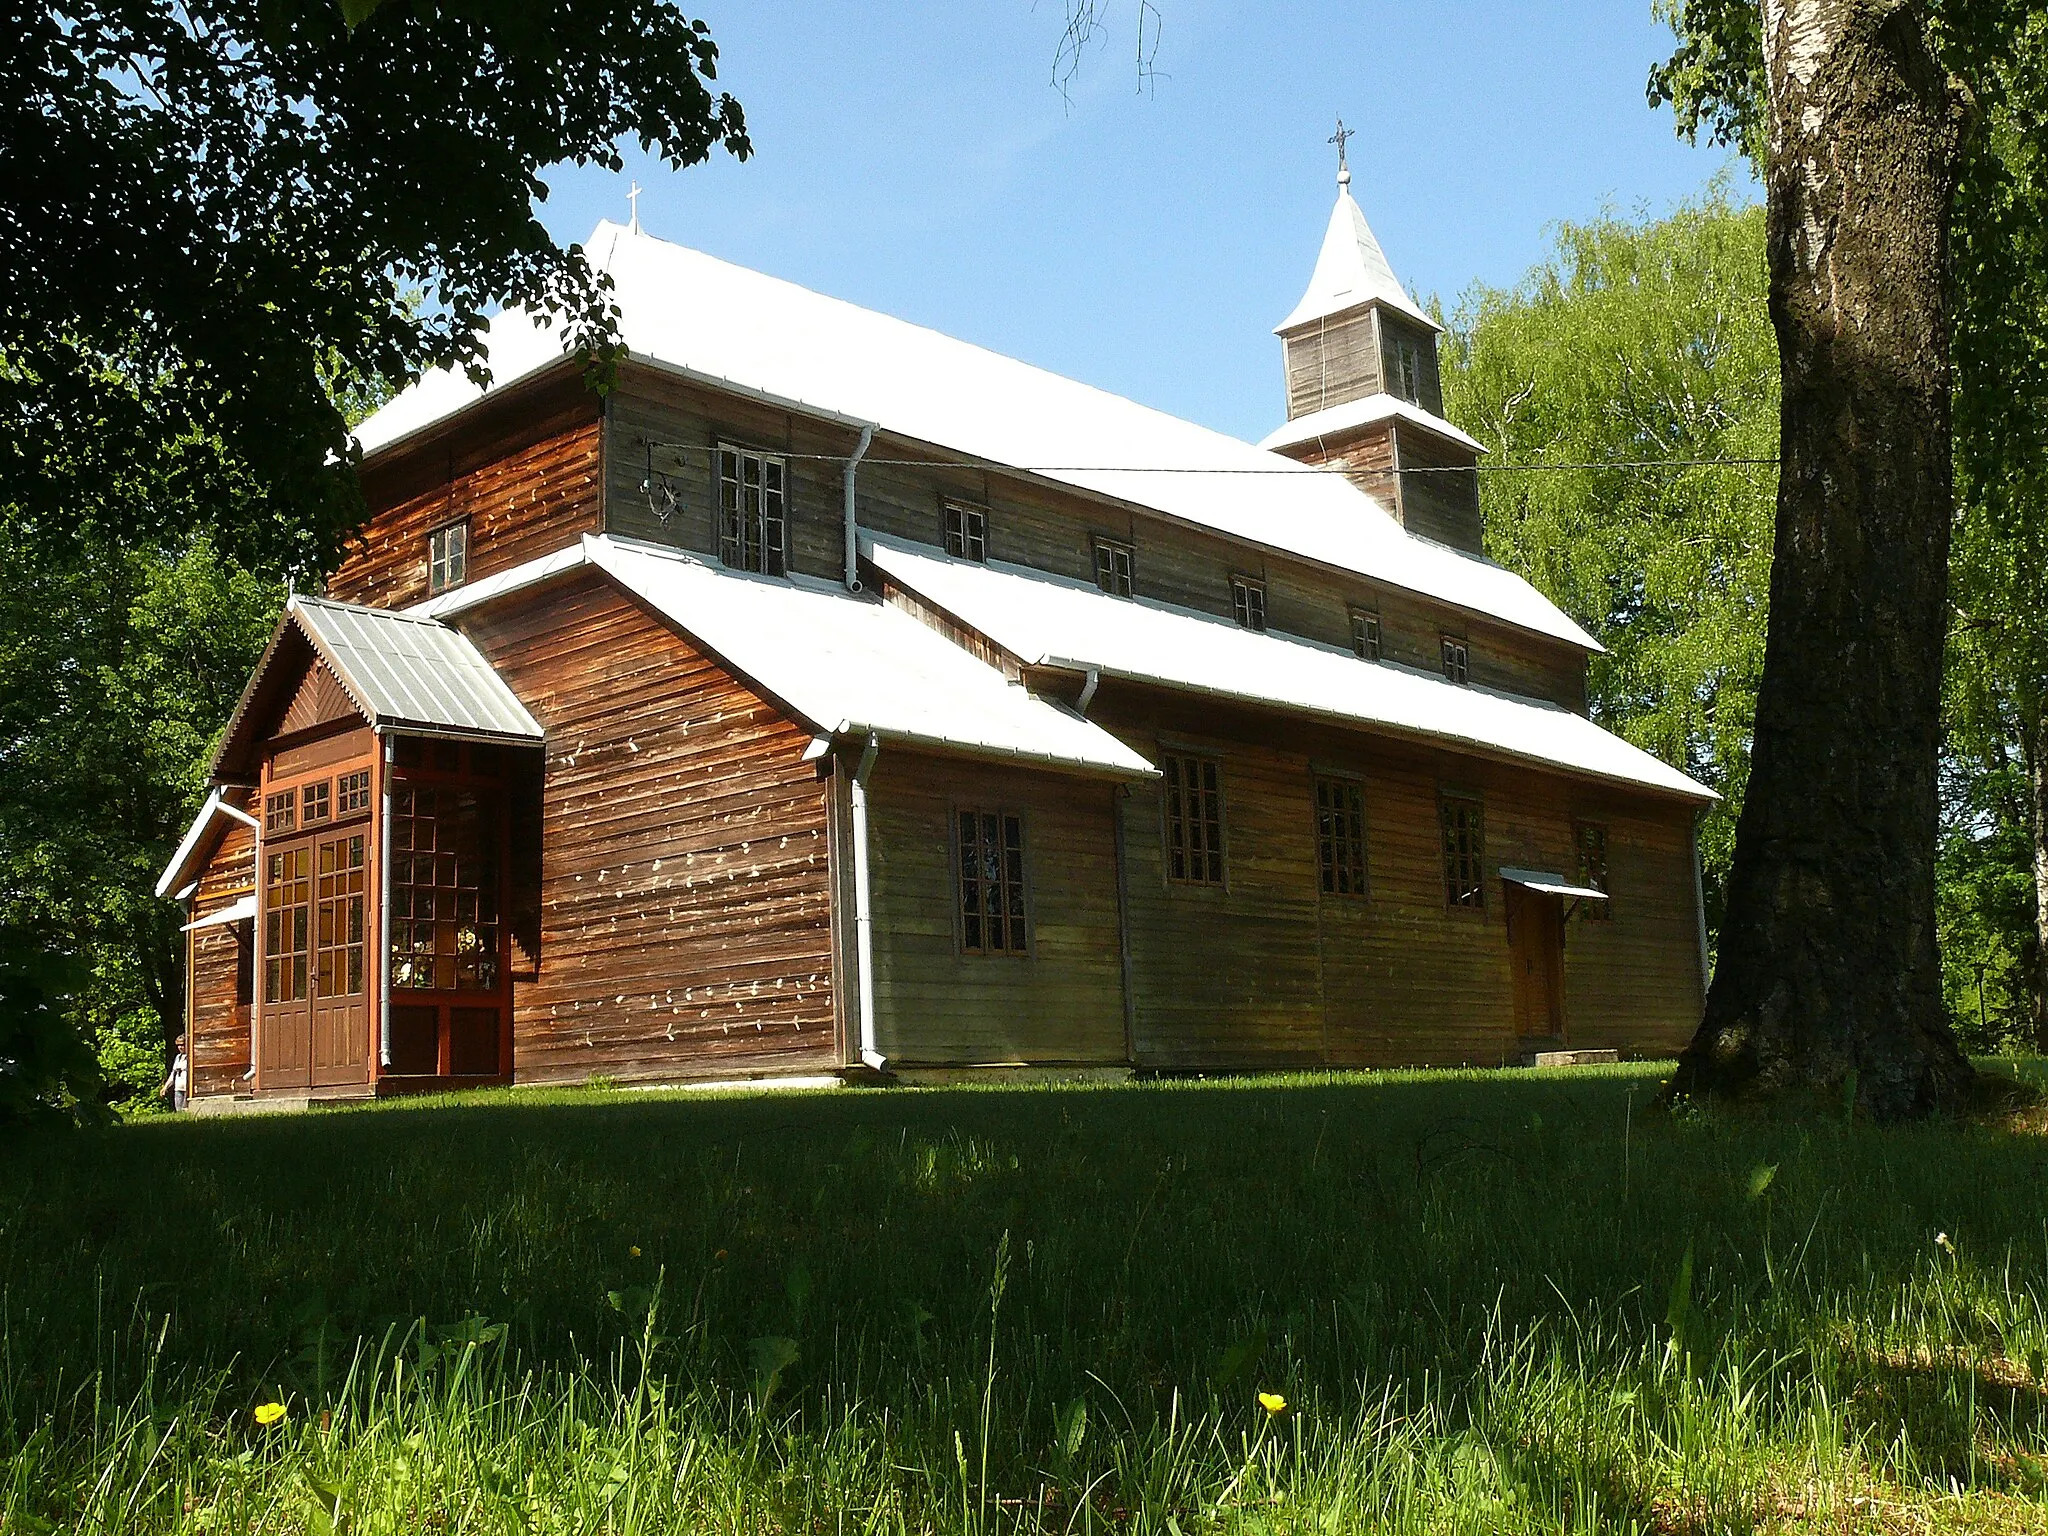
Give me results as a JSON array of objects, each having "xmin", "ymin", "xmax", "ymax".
[{"xmin": 1259, "ymin": 128, "xmax": 1486, "ymax": 554}]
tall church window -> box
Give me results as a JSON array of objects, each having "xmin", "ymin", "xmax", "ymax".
[{"xmin": 718, "ymin": 444, "xmax": 788, "ymax": 576}]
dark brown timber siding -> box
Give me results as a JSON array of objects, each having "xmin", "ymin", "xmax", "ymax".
[
  {"xmin": 331, "ymin": 375, "xmax": 603, "ymax": 610},
  {"xmin": 461, "ymin": 572, "xmax": 837, "ymax": 1083},
  {"xmin": 187, "ymin": 820, "xmax": 256, "ymax": 1097}
]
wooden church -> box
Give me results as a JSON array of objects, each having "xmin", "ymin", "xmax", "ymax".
[{"xmin": 158, "ymin": 165, "xmax": 1714, "ymax": 1102}]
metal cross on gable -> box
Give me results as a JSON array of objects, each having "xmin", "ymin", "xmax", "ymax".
[
  {"xmin": 627, "ymin": 180, "xmax": 643, "ymax": 233},
  {"xmin": 1328, "ymin": 117, "xmax": 1355, "ymax": 178}
]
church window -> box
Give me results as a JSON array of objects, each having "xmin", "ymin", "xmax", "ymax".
[
  {"xmin": 1389, "ymin": 332, "xmax": 1424, "ymax": 405},
  {"xmin": 1163, "ymin": 753, "xmax": 1225, "ymax": 885},
  {"xmin": 956, "ymin": 809, "xmax": 1028, "ymax": 955},
  {"xmin": 1352, "ymin": 608, "xmax": 1382, "ymax": 660},
  {"xmin": 1440, "ymin": 794, "xmax": 1485, "ymax": 909},
  {"xmin": 1441, "ymin": 636, "xmax": 1470, "ymax": 685},
  {"xmin": 1314, "ymin": 775, "xmax": 1368, "ymax": 898},
  {"xmin": 1094, "ymin": 537, "xmax": 1134, "ymax": 598},
  {"xmin": 944, "ymin": 503, "xmax": 988, "ymax": 562},
  {"xmin": 717, "ymin": 444, "xmax": 788, "ymax": 576},
  {"xmin": 1231, "ymin": 576, "xmax": 1267, "ymax": 632},
  {"xmin": 427, "ymin": 519, "xmax": 468, "ymax": 594},
  {"xmin": 1575, "ymin": 821, "xmax": 1612, "ymax": 920}
]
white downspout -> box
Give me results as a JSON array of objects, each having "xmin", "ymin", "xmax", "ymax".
[
  {"xmin": 850, "ymin": 732, "xmax": 885, "ymax": 1070},
  {"xmin": 379, "ymin": 734, "xmax": 394, "ymax": 1068},
  {"xmin": 1076, "ymin": 667, "xmax": 1100, "ymax": 717},
  {"xmin": 842, "ymin": 424, "xmax": 876, "ymax": 592}
]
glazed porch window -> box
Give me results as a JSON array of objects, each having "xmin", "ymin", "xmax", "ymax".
[
  {"xmin": 1440, "ymin": 794, "xmax": 1485, "ymax": 909},
  {"xmin": 718, "ymin": 443, "xmax": 788, "ymax": 576},
  {"xmin": 301, "ymin": 778, "xmax": 331, "ymax": 825},
  {"xmin": 337, "ymin": 769, "xmax": 372, "ymax": 815},
  {"xmin": 1163, "ymin": 753, "xmax": 1225, "ymax": 885},
  {"xmin": 389, "ymin": 784, "xmax": 500, "ymax": 991},
  {"xmin": 1314, "ymin": 776, "xmax": 1368, "ymax": 897},
  {"xmin": 957, "ymin": 810, "xmax": 1027, "ymax": 955},
  {"xmin": 264, "ymin": 788, "xmax": 296, "ymax": 834},
  {"xmin": 263, "ymin": 845, "xmax": 311, "ymax": 1003}
]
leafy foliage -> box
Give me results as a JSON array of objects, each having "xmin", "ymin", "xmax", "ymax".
[
  {"xmin": 2, "ymin": 0, "xmax": 749, "ymax": 575},
  {"xmin": 0, "ymin": 533, "xmax": 283, "ymax": 1111},
  {"xmin": 1440, "ymin": 191, "xmax": 1777, "ymax": 940}
]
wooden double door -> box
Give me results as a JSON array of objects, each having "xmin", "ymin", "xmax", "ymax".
[{"xmin": 260, "ymin": 828, "xmax": 369, "ymax": 1089}]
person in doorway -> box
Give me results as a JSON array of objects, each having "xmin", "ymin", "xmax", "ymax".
[{"xmin": 159, "ymin": 1034, "xmax": 189, "ymax": 1112}]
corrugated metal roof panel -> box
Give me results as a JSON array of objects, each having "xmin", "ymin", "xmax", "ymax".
[{"xmin": 291, "ymin": 597, "xmax": 542, "ymax": 743}]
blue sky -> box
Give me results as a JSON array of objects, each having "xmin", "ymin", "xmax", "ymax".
[{"xmin": 537, "ymin": 2, "xmax": 1749, "ymax": 446}]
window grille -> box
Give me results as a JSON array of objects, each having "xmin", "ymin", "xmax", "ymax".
[
  {"xmin": 1314, "ymin": 776, "xmax": 1368, "ymax": 897},
  {"xmin": 957, "ymin": 810, "xmax": 1028, "ymax": 954},
  {"xmin": 1440, "ymin": 795, "xmax": 1485, "ymax": 909},
  {"xmin": 1163, "ymin": 753, "xmax": 1225, "ymax": 885}
]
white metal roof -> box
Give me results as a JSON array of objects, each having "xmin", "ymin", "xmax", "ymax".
[
  {"xmin": 1274, "ymin": 179, "xmax": 1440, "ymax": 334},
  {"xmin": 289, "ymin": 596, "xmax": 544, "ymax": 744},
  {"xmin": 863, "ymin": 534, "xmax": 1714, "ymax": 803},
  {"xmin": 1499, "ymin": 867, "xmax": 1611, "ymax": 902},
  {"xmin": 426, "ymin": 536, "xmax": 1154, "ymax": 779},
  {"xmin": 183, "ymin": 894, "xmax": 257, "ymax": 932},
  {"xmin": 1260, "ymin": 392, "xmax": 1487, "ymax": 456},
  {"xmin": 155, "ymin": 788, "xmax": 258, "ymax": 899},
  {"xmin": 352, "ymin": 221, "xmax": 1597, "ymax": 653}
]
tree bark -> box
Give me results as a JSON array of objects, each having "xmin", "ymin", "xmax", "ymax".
[
  {"xmin": 1672, "ymin": 0, "xmax": 1974, "ymax": 1118},
  {"xmin": 2029, "ymin": 706, "xmax": 2048, "ymax": 1054}
]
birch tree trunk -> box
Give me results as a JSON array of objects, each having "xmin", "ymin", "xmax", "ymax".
[
  {"xmin": 1672, "ymin": 0, "xmax": 1974, "ymax": 1117},
  {"xmin": 2031, "ymin": 708, "xmax": 2048, "ymax": 1053}
]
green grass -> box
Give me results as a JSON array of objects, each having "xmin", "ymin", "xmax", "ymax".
[{"xmin": 6, "ymin": 1062, "xmax": 2048, "ymax": 1533}]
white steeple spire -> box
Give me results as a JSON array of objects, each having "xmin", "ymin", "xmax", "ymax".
[{"xmin": 1275, "ymin": 144, "xmax": 1438, "ymax": 336}]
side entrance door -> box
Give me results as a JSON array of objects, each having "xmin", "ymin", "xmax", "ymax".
[
  {"xmin": 1505, "ymin": 883, "xmax": 1567, "ymax": 1042},
  {"xmin": 310, "ymin": 830, "xmax": 369, "ymax": 1087}
]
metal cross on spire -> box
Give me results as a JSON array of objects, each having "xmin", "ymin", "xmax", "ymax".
[
  {"xmin": 1328, "ymin": 117, "xmax": 1355, "ymax": 186},
  {"xmin": 627, "ymin": 181, "xmax": 643, "ymax": 234}
]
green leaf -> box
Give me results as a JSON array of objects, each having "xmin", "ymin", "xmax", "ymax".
[
  {"xmin": 338, "ymin": 0, "xmax": 386, "ymax": 30},
  {"xmin": 1746, "ymin": 1162, "xmax": 1777, "ymax": 1199}
]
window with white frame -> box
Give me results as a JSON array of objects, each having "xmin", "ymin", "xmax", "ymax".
[
  {"xmin": 1094, "ymin": 537, "xmax": 1134, "ymax": 598},
  {"xmin": 1231, "ymin": 576, "xmax": 1267, "ymax": 633},
  {"xmin": 718, "ymin": 443, "xmax": 788, "ymax": 576},
  {"xmin": 945, "ymin": 503, "xmax": 988, "ymax": 562},
  {"xmin": 428, "ymin": 519, "xmax": 469, "ymax": 594}
]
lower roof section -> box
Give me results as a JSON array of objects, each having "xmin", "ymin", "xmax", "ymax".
[
  {"xmin": 862, "ymin": 533, "xmax": 1716, "ymax": 805},
  {"xmin": 420, "ymin": 535, "xmax": 1156, "ymax": 780}
]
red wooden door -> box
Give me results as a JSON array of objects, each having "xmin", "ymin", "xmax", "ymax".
[
  {"xmin": 260, "ymin": 842, "xmax": 313, "ymax": 1087},
  {"xmin": 311, "ymin": 831, "xmax": 369, "ymax": 1086}
]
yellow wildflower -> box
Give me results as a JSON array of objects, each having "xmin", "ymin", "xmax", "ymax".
[
  {"xmin": 629, "ymin": 1245, "xmax": 642, "ymax": 1258},
  {"xmin": 1257, "ymin": 1391, "xmax": 1286, "ymax": 1415},
  {"xmin": 253, "ymin": 1402, "xmax": 288, "ymax": 1427}
]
